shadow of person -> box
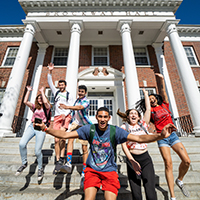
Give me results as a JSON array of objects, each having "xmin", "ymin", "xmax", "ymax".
[
  {"xmin": 19, "ymin": 161, "xmax": 37, "ymax": 191},
  {"xmin": 156, "ymin": 185, "xmax": 169, "ymax": 200}
]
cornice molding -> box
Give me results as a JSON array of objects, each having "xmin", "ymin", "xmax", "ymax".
[
  {"xmin": 177, "ymin": 26, "xmax": 200, "ymax": 33},
  {"xmin": 19, "ymin": 0, "xmax": 182, "ymax": 13},
  {"xmin": 0, "ymin": 26, "xmax": 25, "ymax": 36}
]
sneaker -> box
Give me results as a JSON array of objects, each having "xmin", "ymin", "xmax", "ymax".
[
  {"xmin": 53, "ymin": 158, "xmax": 64, "ymax": 175},
  {"xmin": 60, "ymin": 162, "xmax": 72, "ymax": 174},
  {"xmin": 15, "ymin": 163, "xmax": 28, "ymax": 176},
  {"xmin": 38, "ymin": 168, "xmax": 44, "ymax": 181},
  {"xmin": 80, "ymin": 173, "xmax": 85, "ymax": 189},
  {"xmin": 175, "ymin": 178, "xmax": 190, "ymax": 197}
]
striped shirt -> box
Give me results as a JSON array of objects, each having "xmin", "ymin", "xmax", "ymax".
[{"xmin": 70, "ymin": 96, "xmax": 92, "ymax": 125}]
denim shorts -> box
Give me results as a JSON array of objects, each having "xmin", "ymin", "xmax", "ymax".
[{"xmin": 157, "ymin": 131, "xmax": 181, "ymax": 148}]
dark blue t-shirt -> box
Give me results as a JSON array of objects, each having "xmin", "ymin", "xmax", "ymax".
[{"xmin": 77, "ymin": 124, "xmax": 129, "ymax": 172}]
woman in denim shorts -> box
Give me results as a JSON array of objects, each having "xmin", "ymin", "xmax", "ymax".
[{"xmin": 136, "ymin": 73, "xmax": 190, "ymax": 200}]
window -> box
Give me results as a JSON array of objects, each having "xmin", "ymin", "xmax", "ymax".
[
  {"xmin": 2, "ymin": 47, "xmax": 19, "ymax": 66},
  {"xmin": 53, "ymin": 48, "xmax": 68, "ymax": 66},
  {"xmin": 45, "ymin": 88, "xmax": 55, "ymax": 117},
  {"xmin": 134, "ymin": 48, "xmax": 149, "ymax": 65},
  {"xmin": 0, "ymin": 88, "xmax": 6, "ymax": 107},
  {"xmin": 93, "ymin": 47, "xmax": 108, "ymax": 66},
  {"xmin": 139, "ymin": 88, "xmax": 156, "ymax": 99},
  {"xmin": 184, "ymin": 46, "xmax": 199, "ymax": 66}
]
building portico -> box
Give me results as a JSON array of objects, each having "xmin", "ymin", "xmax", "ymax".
[{"xmin": 0, "ymin": 0, "xmax": 200, "ymax": 136}]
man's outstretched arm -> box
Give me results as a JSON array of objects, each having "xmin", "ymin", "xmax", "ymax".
[
  {"xmin": 36, "ymin": 122, "xmax": 79, "ymax": 139},
  {"xmin": 127, "ymin": 123, "xmax": 176, "ymax": 143}
]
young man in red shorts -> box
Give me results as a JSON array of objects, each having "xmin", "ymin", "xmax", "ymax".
[
  {"xmin": 37, "ymin": 107, "xmax": 176, "ymax": 199},
  {"xmin": 47, "ymin": 63, "xmax": 74, "ymax": 174}
]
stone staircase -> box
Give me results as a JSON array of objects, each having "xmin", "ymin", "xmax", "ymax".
[{"xmin": 0, "ymin": 135, "xmax": 200, "ymax": 200}]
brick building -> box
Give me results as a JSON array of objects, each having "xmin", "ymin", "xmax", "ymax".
[{"xmin": 0, "ymin": 0, "xmax": 200, "ymax": 137}]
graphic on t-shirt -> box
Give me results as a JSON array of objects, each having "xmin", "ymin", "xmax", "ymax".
[
  {"xmin": 92, "ymin": 135, "xmax": 111, "ymax": 169},
  {"xmin": 154, "ymin": 108, "xmax": 169, "ymax": 122}
]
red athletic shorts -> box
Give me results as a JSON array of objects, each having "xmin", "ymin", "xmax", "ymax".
[
  {"xmin": 53, "ymin": 114, "xmax": 71, "ymax": 130},
  {"xmin": 84, "ymin": 167, "xmax": 120, "ymax": 196}
]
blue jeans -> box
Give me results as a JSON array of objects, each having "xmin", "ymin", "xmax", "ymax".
[
  {"xmin": 157, "ymin": 131, "xmax": 181, "ymax": 148},
  {"xmin": 19, "ymin": 123, "xmax": 46, "ymax": 169}
]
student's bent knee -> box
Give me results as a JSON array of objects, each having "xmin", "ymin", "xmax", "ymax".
[{"xmin": 54, "ymin": 138, "xmax": 60, "ymax": 144}]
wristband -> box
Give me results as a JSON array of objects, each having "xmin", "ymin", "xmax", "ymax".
[{"xmin": 44, "ymin": 126, "xmax": 48, "ymax": 132}]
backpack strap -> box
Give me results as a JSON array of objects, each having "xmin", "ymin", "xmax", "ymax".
[
  {"xmin": 138, "ymin": 121, "xmax": 149, "ymax": 135},
  {"xmin": 109, "ymin": 125, "xmax": 117, "ymax": 162},
  {"xmin": 66, "ymin": 91, "xmax": 69, "ymax": 101},
  {"xmin": 89, "ymin": 124, "xmax": 96, "ymax": 144},
  {"xmin": 54, "ymin": 90, "xmax": 60, "ymax": 102},
  {"xmin": 54, "ymin": 90, "xmax": 69, "ymax": 102}
]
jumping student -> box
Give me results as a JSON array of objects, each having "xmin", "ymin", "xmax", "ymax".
[
  {"xmin": 15, "ymin": 86, "xmax": 51, "ymax": 181},
  {"xmin": 36, "ymin": 107, "xmax": 176, "ymax": 200},
  {"xmin": 117, "ymin": 88, "xmax": 157, "ymax": 200},
  {"xmin": 47, "ymin": 62, "xmax": 74, "ymax": 174},
  {"xmin": 136, "ymin": 73, "xmax": 191, "ymax": 200},
  {"xmin": 59, "ymin": 85, "xmax": 92, "ymax": 188}
]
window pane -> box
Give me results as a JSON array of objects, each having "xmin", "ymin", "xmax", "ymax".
[
  {"xmin": 184, "ymin": 47, "xmax": 198, "ymax": 66},
  {"xmin": 45, "ymin": 89, "xmax": 55, "ymax": 117},
  {"xmin": 93, "ymin": 47, "xmax": 108, "ymax": 66},
  {"xmin": 3, "ymin": 47, "xmax": 19, "ymax": 66},
  {"xmin": 89, "ymin": 100, "xmax": 98, "ymax": 116},
  {"xmin": 134, "ymin": 48, "xmax": 148, "ymax": 65},
  {"xmin": 104, "ymin": 99, "xmax": 113, "ymax": 115},
  {"xmin": 94, "ymin": 57, "xmax": 107, "ymax": 66},
  {"xmin": 139, "ymin": 88, "xmax": 155, "ymax": 99},
  {"xmin": 0, "ymin": 89, "xmax": 6, "ymax": 107},
  {"xmin": 53, "ymin": 48, "xmax": 68, "ymax": 65}
]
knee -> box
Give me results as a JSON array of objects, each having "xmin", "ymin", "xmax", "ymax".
[
  {"xmin": 35, "ymin": 149, "xmax": 42, "ymax": 158},
  {"xmin": 55, "ymin": 138, "xmax": 60, "ymax": 144},
  {"xmin": 183, "ymin": 158, "xmax": 191, "ymax": 168},
  {"xmin": 164, "ymin": 160, "xmax": 173, "ymax": 171},
  {"xmin": 19, "ymin": 141, "xmax": 26, "ymax": 149}
]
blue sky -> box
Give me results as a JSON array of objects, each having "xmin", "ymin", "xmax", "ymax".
[{"xmin": 0, "ymin": 0, "xmax": 199, "ymax": 25}]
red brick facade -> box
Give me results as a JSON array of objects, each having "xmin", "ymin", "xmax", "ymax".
[{"xmin": 0, "ymin": 41, "xmax": 200, "ymax": 120}]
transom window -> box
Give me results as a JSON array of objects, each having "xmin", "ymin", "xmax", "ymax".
[
  {"xmin": 45, "ymin": 88, "xmax": 55, "ymax": 117},
  {"xmin": 0, "ymin": 88, "xmax": 6, "ymax": 107},
  {"xmin": 93, "ymin": 47, "xmax": 108, "ymax": 66},
  {"xmin": 53, "ymin": 48, "xmax": 68, "ymax": 66},
  {"xmin": 184, "ymin": 46, "xmax": 199, "ymax": 66},
  {"xmin": 134, "ymin": 48, "xmax": 149, "ymax": 65},
  {"xmin": 2, "ymin": 47, "xmax": 19, "ymax": 66},
  {"xmin": 139, "ymin": 88, "xmax": 156, "ymax": 99}
]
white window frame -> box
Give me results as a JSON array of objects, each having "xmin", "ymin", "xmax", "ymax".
[
  {"xmin": 183, "ymin": 46, "xmax": 199, "ymax": 66},
  {"xmin": 134, "ymin": 47, "xmax": 150, "ymax": 66},
  {"xmin": 92, "ymin": 47, "xmax": 109, "ymax": 66},
  {"xmin": 45, "ymin": 88, "xmax": 55, "ymax": 118},
  {"xmin": 139, "ymin": 88, "xmax": 156, "ymax": 99},
  {"xmin": 1, "ymin": 47, "xmax": 19, "ymax": 67},
  {"xmin": 52, "ymin": 47, "xmax": 68, "ymax": 67}
]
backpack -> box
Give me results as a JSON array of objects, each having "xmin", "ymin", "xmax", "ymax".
[
  {"xmin": 54, "ymin": 90, "xmax": 69, "ymax": 102},
  {"xmin": 89, "ymin": 124, "xmax": 117, "ymax": 162},
  {"xmin": 34, "ymin": 105, "xmax": 52, "ymax": 127},
  {"xmin": 124, "ymin": 121, "xmax": 149, "ymax": 135}
]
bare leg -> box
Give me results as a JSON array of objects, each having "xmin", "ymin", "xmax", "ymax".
[
  {"xmin": 159, "ymin": 146, "xmax": 175, "ymax": 198},
  {"xmin": 172, "ymin": 142, "xmax": 190, "ymax": 181},
  {"xmin": 82, "ymin": 145, "xmax": 88, "ymax": 164},
  {"xmin": 54, "ymin": 137, "xmax": 60, "ymax": 161},
  {"xmin": 67, "ymin": 138, "xmax": 74, "ymax": 156},
  {"xmin": 104, "ymin": 190, "xmax": 117, "ymax": 200},
  {"xmin": 84, "ymin": 187, "xmax": 98, "ymax": 200},
  {"xmin": 60, "ymin": 139, "xmax": 66, "ymax": 158}
]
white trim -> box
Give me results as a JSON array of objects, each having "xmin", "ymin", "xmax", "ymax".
[
  {"xmin": 1, "ymin": 47, "xmax": 19, "ymax": 67},
  {"xmin": 183, "ymin": 46, "xmax": 199, "ymax": 66}
]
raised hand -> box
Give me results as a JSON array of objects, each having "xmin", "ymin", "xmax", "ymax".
[
  {"xmin": 26, "ymin": 86, "xmax": 33, "ymax": 91},
  {"xmin": 39, "ymin": 86, "xmax": 45, "ymax": 93},
  {"xmin": 48, "ymin": 63, "xmax": 54, "ymax": 71},
  {"xmin": 142, "ymin": 88, "xmax": 148, "ymax": 96},
  {"xmin": 161, "ymin": 123, "xmax": 177, "ymax": 138},
  {"xmin": 155, "ymin": 73, "xmax": 164, "ymax": 79}
]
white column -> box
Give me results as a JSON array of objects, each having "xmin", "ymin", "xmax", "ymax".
[
  {"xmin": 166, "ymin": 23, "xmax": 200, "ymax": 136},
  {"xmin": 0, "ymin": 24, "xmax": 35, "ymax": 137},
  {"xmin": 120, "ymin": 23, "xmax": 140, "ymax": 109},
  {"xmin": 65, "ymin": 23, "xmax": 82, "ymax": 102},
  {"xmin": 153, "ymin": 43, "xmax": 179, "ymax": 119},
  {"xmin": 24, "ymin": 43, "xmax": 48, "ymax": 130}
]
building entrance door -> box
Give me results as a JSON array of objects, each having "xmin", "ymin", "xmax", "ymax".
[{"xmin": 88, "ymin": 92, "xmax": 114, "ymax": 124}]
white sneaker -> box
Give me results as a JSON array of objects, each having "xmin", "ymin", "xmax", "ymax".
[
  {"xmin": 60, "ymin": 162, "xmax": 72, "ymax": 174},
  {"xmin": 175, "ymin": 178, "xmax": 190, "ymax": 197},
  {"xmin": 80, "ymin": 173, "xmax": 85, "ymax": 189}
]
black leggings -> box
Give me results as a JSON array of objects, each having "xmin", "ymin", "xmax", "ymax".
[{"xmin": 126, "ymin": 151, "xmax": 157, "ymax": 200}]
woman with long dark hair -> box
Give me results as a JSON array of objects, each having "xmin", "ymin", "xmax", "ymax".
[
  {"xmin": 15, "ymin": 86, "xmax": 51, "ymax": 181},
  {"xmin": 136, "ymin": 73, "xmax": 190, "ymax": 200},
  {"xmin": 118, "ymin": 89, "xmax": 157, "ymax": 200}
]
